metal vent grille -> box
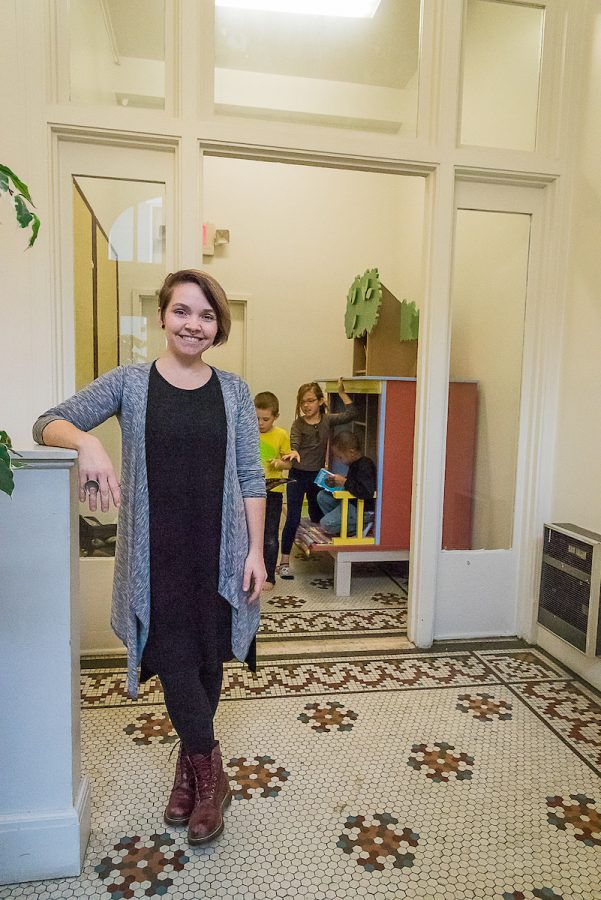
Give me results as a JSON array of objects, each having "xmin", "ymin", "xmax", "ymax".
[{"xmin": 538, "ymin": 523, "xmax": 601, "ymax": 655}]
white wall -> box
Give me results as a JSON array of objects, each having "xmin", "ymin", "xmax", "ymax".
[
  {"xmin": 550, "ymin": 6, "xmax": 601, "ymax": 533},
  {"xmin": 202, "ymin": 156, "xmax": 425, "ymax": 430}
]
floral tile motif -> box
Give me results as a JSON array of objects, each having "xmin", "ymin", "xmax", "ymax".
[
  {"xmin": 546, "ymin": 794, "xmax": 601, "ymax": 846},
  {"xmin": 477, "ymin": 649, "xmax": 570, "ymax": 682},
  {"xmin": 407, "ymin": 741, "xmax": 474, "ymax": 782},
  {"xmin": 123, "ymin": 711, "xmax": 176, "ymax": 746},
  {"xmin": 94, "ymin": 833, "xmax": 188, "ymax": 899},
  {"xmin": 371, "ymin": 591, "xmax": 406, "ymax": 606},
  {"xmin": 515, "ymin": 680, "xmax": 601, "ymax": 771},
  {"xmin": 297, "ymin": 700, "xmax": 358, "ymax": 733},
  {"xmin": 259, "ymin": 608, "xmax": 407, "ymax": 638},
  {"xmin": 227, "ymin": 755, "xmax": 290, "ymax": 799},
  {"xmin": 457, "ymin": 691, "xmax": 513, "ymax": 722},
  {"xmin": 337, "ymin": 813, "xmax": 419, "ymax": 872},
  {"xmin": 309, "ymin": 576, "xmax": 334, "ymax": 590},
  {"xmin": 265, "ymin": 595, "xmax": 306, "ymax": 609}
]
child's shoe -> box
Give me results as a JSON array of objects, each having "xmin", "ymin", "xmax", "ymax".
[{"xmin": 279, "ymin": 564, "xmax": 294, "ymax": 580}]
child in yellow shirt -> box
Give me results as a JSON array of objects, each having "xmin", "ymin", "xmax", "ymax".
[{"xmin": 254, "ymin": 391, "xmax": 292, "ymax": 590}]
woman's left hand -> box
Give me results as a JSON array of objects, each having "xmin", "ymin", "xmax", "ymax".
[{"xmin": 243, "ymin": 548, "xmax": 266, "ymax": 603}]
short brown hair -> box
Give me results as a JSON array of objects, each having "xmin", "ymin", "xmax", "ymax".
[
  {"xmin": 254, "ymin": 391, "xmax": 279, "ymax": 416},
  {"xmin": 158, "ymin": 270, "xmax": 231, "ymax": 347},
  {"xmin": 331, "ymin": 430, "xmax": 362, "ymax": 453},
  {"xmin": 295, "ymin": 381, "xmax": 328, "ymax": 419}
]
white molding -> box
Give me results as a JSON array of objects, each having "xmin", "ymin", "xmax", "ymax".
[
  {"xmin": 98, "ymin": 0, "xmax": 121, "ymax": 65},
  {"xmin": 164, "ymin": 0, "xmax": 180, "ymax": 117},
  {"xmin": 407, "ymin": 162, "xmax": 456, "ymax": 648}
]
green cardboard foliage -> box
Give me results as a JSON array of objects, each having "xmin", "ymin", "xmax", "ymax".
[
  {"xmin": 344, "ymin": 268, "xmax": 383, "ymax": 338},
  {"xmin": 399, "ymin": 299, "xmax": 419, "ymax": 341}
]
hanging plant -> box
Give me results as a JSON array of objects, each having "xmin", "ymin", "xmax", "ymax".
[
  {"xmin": 1, "ymin": 164, "xmax": 40, "ymax": 496},
  {"xmin": 0, "ymin": 432, "xmax": 24, "ymax": 498},
  {"xmin": 0, "ymin": 163, "xmax": 40, "ymax": 247}
]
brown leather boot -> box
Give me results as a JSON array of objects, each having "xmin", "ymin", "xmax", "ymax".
[
  {"xmin": 187, "ymin": 743, "xmax": 231, "ymax": 845},
  {"xmin": 164, "ymin": 744, "xmax": 195, "ymax": 826}
]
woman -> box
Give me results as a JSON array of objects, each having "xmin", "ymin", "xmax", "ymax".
[{"xmin": 33, "ymin": 269, "xmax": 266, "ymax": 846}]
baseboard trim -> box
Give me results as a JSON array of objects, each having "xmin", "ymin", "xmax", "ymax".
[{"xmin": 0, "ymin": 776, "xmax": 92, "ymax": 886}]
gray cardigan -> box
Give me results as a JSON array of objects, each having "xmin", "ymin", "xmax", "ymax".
[{"xmin": 33, "ymin": 364, "xmax": 266, "ymax": 697}]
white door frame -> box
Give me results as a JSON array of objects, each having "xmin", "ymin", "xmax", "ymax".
[{"xmin": 408, "ymin": 174, "xmax": 564, "ymax": 647}]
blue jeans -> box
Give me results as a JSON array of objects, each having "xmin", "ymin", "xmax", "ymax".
[{"xmin": 317, "ymin": 489, "xmax": 357, "ymax": 536}]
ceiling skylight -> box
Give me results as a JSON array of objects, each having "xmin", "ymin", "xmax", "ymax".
[{"xmin": 215, "ymin": 1, "xmax": 382, "ymax": 18}]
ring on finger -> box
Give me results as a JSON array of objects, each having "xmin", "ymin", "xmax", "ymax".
[{"xmin": 84, "ymin": 479, "xmax": 100, "ymax": 492}]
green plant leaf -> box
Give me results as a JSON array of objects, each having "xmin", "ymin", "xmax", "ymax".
[
  {"xmin": 0, "ymin": 430, "xmax": 13, "ymax": 449},
  {"xmin": 0, "ymin": 163, "xmax": 33, "ymax": 203},
  {"xmin": 28, "ymin": 213, "xmax": 41, "ymax": 247},
  {"xmin": 0, "ymin": 172, "xmax": 9, "ymax": 193},
  {"xmin": 0, "ymin": 445, "xmax": 15, "ymax": 497},
  {"xmin": 0, "ymin": 462, "xmax": 15, "ymax": 496},
  {"xmin": 13, "ymin": 194, "xmax": 34, "ymax": 229}
]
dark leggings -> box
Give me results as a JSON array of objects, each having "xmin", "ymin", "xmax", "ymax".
[
  {"xmin": 158, "ymin": 663, "xmax": 224, "ymax": 756},
  {"xmin": 280, "ymin": 469, "xmax": 321, "ymax": 555},
  {"xmin": 264, "ymin": 491, "xmax": 283, "ymax": 583}
]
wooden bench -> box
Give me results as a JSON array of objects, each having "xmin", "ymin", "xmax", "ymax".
[{"xmin": 294, "ymin": 491, "xmax": 408, "ymax": 597}]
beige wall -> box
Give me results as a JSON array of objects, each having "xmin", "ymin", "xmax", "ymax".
[
  {"xmin": 0, "ymin": 1, "xmax": 53, "ymax": 448},
  {"xmin": 550, "ymin": 6, "xmax": 601, "ymax": 533},
  {"xmin": 201, "ymin": 156, "xmax": 425, "ymax": 430},
  {"xmin": 450, "ymin": 210, "xmax": 530, "ymax": 549},
  {"xmin": 461, "ymin": 0, "xmax": 543, "ymax": 151}
]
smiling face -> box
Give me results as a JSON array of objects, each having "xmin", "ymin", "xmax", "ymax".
[{"xmin": 160, "ymin": 282, "xmax": 219, "ymax": 360}]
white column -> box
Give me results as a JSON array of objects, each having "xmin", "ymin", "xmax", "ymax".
[{"xmin": 0, "ymin": 446, "xmax": 91, "ymax": 884}]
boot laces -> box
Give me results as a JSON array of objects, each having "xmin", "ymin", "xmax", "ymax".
[{"xmin": 193, "ymin": 755, "xmax": 216, "ymax": 797}]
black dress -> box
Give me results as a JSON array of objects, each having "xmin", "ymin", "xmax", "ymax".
[{"xmin": 140, "ymin": 363, "xmax": 234, "ymax": 678}]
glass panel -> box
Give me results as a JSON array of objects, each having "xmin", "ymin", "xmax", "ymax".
[
  {"xmin": 202, "ymin": 155, "xmax": 426, "ymax": 549},
  {"xmin": 73, "ymin": 176, "xmax": 167, "ymax": 556},
  {"xmin": 442, "ymin": 209, "xmax": 530, "ymax": 550},
  {"xmin": 69, "ymin": 0, "xmax": 166, "ymax": 109},
  {"xmin": 460, "ymin": 0, "xmax": 544, "ymax": 151},
  {"xmin": 214, "ymin": 0, "xmax": 421, "ymax": 135}
]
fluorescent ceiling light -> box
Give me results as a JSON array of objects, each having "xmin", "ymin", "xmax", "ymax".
[{"xmin": 215, "ymin": 1, "xmax": 382, "ymax": 18}]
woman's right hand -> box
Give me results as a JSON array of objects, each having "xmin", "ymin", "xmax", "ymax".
[
  {"xmin": 282, "ymin": 450, "xmax": 301, "ymax": 464},
  {"xmin": 78, "ymin": 434, "xmax": 121, "ymax": 512}
]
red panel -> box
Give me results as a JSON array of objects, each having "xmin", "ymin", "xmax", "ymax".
[
  {"xmin": 379, "ymin": 381, "xmax": 416, "ymax": 549},
  {"xmin": 442, "ymin": 382, "xmax": 478, "ymax": 549}
]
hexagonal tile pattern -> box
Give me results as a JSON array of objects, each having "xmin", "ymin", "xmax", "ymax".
[{"xmin": 2, "ymin": 646, "xmax": 600, "ymax": 900}]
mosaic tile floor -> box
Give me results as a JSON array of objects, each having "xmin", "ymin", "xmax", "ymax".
[
  {"xmin": 4, "ymin": 647, "xmax": 600, "ymax": 900},
  {"xmin": 259, "ymin": 554, "xmax": 408, "ymax": 641}
]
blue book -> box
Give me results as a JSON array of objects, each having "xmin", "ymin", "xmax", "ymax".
[{"xmin": 314, "ymin": 468, "xmax": 338, "ymax": 493}]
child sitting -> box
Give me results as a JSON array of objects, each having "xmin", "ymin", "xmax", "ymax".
[
  {"xmin": 317, "ymin": 430, "xmax": 376, "ymax": 536},
  {"xmin": 254, "ymin": 391, "xmax": 292, "ymax": 591}
]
